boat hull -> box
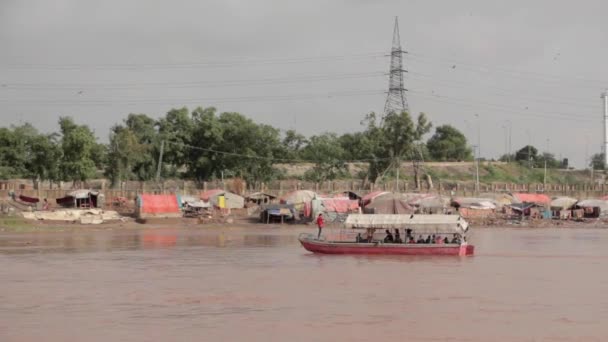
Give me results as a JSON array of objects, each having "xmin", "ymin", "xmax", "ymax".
[{"xmin": 299, "ymin": 237, "xmax": 474, "ymax": 256}]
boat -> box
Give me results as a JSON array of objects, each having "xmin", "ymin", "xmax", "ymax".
[{"xmin": 298, "ymin": 214, "xmax": 474, "ymax": 256}]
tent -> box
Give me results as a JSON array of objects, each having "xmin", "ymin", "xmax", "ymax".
[
  {"xmin": 408, "ymin": 194, "xmax": 450, "ymax": 212},
  {"xmin": 361, "ymin": 191, "xmax": 390, "ymax": 206},
  {"xmin": 56, "ymin": 190, "xmax": 102, "ymax": 208},
  {"xmin": 574, "ymin": 199, "xmax": 608, "ymax": 217},
  {"xmin": 363, "ymin": 193, "xmax": 415, "ymax": 214},
  {"xmin": 280, "ymin": 190, "xmax": 316, "ymax": 204},
  {"xmin": 200, "ymin": 189, "xmax": 245, "ymax": 209},
  {"xmin": 260, "ymin": 203, "xmax": 296, "ymax": 223},
  {"xmin": 311, "ymin": 197, "xmax": 360, "ymax": 222},
  {"xmin": 136, "ymin": 194, "xmax": 182, "ymax": 219},
  {"xmin": 550, "ymin": 197, "xmax": 578, "ymax": 210},
  {"xmin": 452, "ymin": 197, "xmax": 497, "ymax": 210}
]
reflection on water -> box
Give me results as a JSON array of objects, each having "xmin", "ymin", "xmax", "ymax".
[{"xmin": 2, "ymin": 227, "xmax": 608, "ymax": 341}]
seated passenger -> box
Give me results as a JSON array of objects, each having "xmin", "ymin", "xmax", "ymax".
[
  {"xmin": 356, "ymin": 233, "xmax": 363, "ymax": 243},
  {"xmin": 417, "ymin": 235, "xmax": 425, "ymax": 243},
  {"xmin": 394, "ymin": 229, "xmax": 403, "ymax": 243},
  {"xmin": 425, "ymin": 235, "xmax": 431, "ymax": 244},
  {"xmin": 443, "ymin": 236, "xmax": 449, "ymax": 244},
  {"xmin": 451, "ymin": 234, "xmax": 460, "ymax": 244},
  {"xmin": 435, "ymin": 235, "xmax": 443, "ymax": 244},
  {"xmin": 409, "ymin": 236, "xmax": 416, "ymax": 244},
  {"xmin": 384, "ymin": 229, "xmax": 394, "ymax": 243}
]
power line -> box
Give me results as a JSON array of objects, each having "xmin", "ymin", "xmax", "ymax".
[
  {"xmin": 4, "ymin": 52, "xmax": 386, "ymax": 70},
  {"xmin": 407, "ymin": 52, "xmax": 608, "ymax": 87},
  {"xmin": 1, "ymin": 72, "xmax": 385, "ymax": 90},
  {"xmin": 0, "ymin": 89, "xmax": 386, "ymax": 106}
]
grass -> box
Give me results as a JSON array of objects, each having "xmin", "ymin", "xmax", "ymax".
[{"xmin": 0, "ymin": 217, "xmax": 37, "ymax": 232}]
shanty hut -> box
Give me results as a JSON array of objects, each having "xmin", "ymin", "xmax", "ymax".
[
  {"xmin": 56, "ymin": 190, "xmax": 103, "ymax": 208},
  {"xmin": 200, "ymin": 189, "xmax": 245, "ymax": 209},
  {"xmin": 311, "ymin": 196, "xmax": 360, "ymax": 222},
  {"xmin": 452, "ymin": 197, "xmax": 497, "ymax": 219},
  {"xmin": 573, "ymin": 199, "xmax": 608, "ymax": 218},
  {"xmin": 280, "ymin": 190, "xmax": 317, "ymax": 218},
  {"xmin": 260, "ymin": 203, "xmax": 296, "ymax": 224},
  {"xmin": 135, "ymin": 194, "xmax": 182, "ymax": 219},
  {"xmin": 360, "ymin": 191, "xmax": 390, "ymax": 206},
  {"xmin": 245, "ymin": 192, "xmax": 277, "ymax": 205},
  {"xmin": 363, "ymin": 192, "xmax": 415, "ymax": 214}
]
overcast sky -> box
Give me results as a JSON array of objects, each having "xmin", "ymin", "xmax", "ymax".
[{"xmin": 2, "ymin": 0, "xmax": 607, "ymax": 168}]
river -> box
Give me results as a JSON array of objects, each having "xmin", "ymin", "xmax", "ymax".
[{"xmin": 1, "ymin": 226, "xmax": 607, "ymax": 341}]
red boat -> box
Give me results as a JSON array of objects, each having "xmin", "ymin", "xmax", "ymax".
[{"xmin": 299, "ymin": 214, "xmax": 474, "ymax": 256}]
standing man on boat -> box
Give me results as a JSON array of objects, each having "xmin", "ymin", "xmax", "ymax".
[{"xmin": 316, "ymin": 213, "xmax": 324, "ymax": 239}]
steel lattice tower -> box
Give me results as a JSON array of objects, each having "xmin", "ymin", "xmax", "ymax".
[{"xmin": 384, "ymin": 17, "xmax": 409, "ymax": 116}]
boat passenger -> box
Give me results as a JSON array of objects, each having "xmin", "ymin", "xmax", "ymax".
[
  {"xmin": 384, "ymin": 229, "xmax": 394, "ymax": 243},
  {"xmin": 443, "ymin": 236, "xmax": 449, "ymax": 244},
  {"xmin": 425, "ymin": 235, "xmax": 431, "ymax": 244},
  {"xmin": 356, "ymin": 233, "xmax": 363, "ymax": 243},
  {"xmin": 451, "ymin": 234, "xmax": 460, "ymax": 244},
  {"xmin": 409, "ymin": 236, "xmax": 416, "ymax": 244},
  {"xmin": 435, "ymin": 235, "xmax": 443, "ymax": 244},
  {"xmin": 394, "ymin": 229, "xmax": 403, "ymax": 243}
]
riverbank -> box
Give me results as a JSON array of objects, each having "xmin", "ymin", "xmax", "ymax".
[{"xmin": 1, "ymin": 215, "xmax": 607, "ymax": 234}]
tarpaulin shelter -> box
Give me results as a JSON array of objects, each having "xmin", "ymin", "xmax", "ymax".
[
  {"xmin": 511, "ymin": 193, "xmax": 551, "ymax": 206},
  {"xmin": 574, "ymin": 199, "xmax": 608, "ymax": 218},
  {"xmin": 452, "ymin": 197, "xmax": 497, "ymax": 209},
  {"xmin": 280, "ymin": 190, "xmax": 317, "ymax": 218},
  {"xmin": 260, "ymin": 203, "xmax": 296, "ymax": 223},
  {"xmin": 363, "ymin": 193, "xmax": 415, "ymax": 214},
  {"xmin": 245, "ymin": 192, "xmax": 276, "ymax": 205},
  {"xmin": 550, "ymin": 197, "xmax": 578, "ymax": 210},
  {"xmin": 136, "ymin": 194, "xmax": 182, "ymax": 219},
  {"xmin": 280, "ymin": 190, "xmax": 317, "ymax": 204},
  {"xmin": 361, "ymin": 191, "xmax": 389, "ymax": 206},
  {"xmin": 311, "ymin": 197, "xmax": 360, "ymax": 223},
  {"xmin": 408, "ymin": 194, "xmax": 450, "ymax": 213},
  {"xmin": 56, "ymin": 190, "xmax": 102, "ymax": 208},
  {"xmin": 200, "ymin": 189, "xmax": 245, "ymax": 209}
]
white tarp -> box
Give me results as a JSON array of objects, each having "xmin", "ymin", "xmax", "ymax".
[{"xmin": 344, "ymin": 214, "xmax": 469, "ymax": 234}]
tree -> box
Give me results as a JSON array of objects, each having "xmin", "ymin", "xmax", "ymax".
[
  {"xmin": 359, "ymin": 111, "xmax": 432, "ymax": 183},
  {"xmin": 24, "ymin": 133, "xmax": 62, "ymax": 185},
  {"xmin": 124, "ymin": 113, "xmax": 159, "ymax": 180},
  {"xmin": 301, "ymin": 133, "xmax": 347, "ymax": 182},
  {"xmin": 426, "ymin": 125, "xmax": 472, "ymax": 161},
  {"xmin": 591, "ymin": 153, "xmax": 605, "ymax": 170},
  {"xmin": 105, "ymin": 126, "xmax": 147, "ymax": 186},
  {"xmin": 515, "ymin": 145, "xmax": 538, "ymax": 166},
  {"xmin": 58, "ymin": 117, "xmax": 99, "ymax": 183},
  {"xmin": 282, "ymin": 129, "xmax": 308, "ymax": 160},
  {"xmin": 157, "ymin": 107, "xmax": 193, "ymax": 177}
]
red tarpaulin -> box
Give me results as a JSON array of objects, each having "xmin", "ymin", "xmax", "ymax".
[
  {"xmin": 19, "ymin": 195, "xmax": 39, "ymax": 204},
  {"xmin": 512, "ymin": 193, "xmax": 551, "ymax": 205},
  {"xmin": 138, "ymin": 194, "xmax": 180, "ymax": 214},
  {"xmin": 321, "ymin": 199, "xmax": 359, "ymax": 213}
]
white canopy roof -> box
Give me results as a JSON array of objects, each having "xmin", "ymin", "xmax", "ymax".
[{"xmin": 344, "ymin": 214, "xmax": 469, "ymax": 234}]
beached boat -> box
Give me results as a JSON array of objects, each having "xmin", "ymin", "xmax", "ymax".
[{"xmin": 299, "ymin": 214, "xmax": 474, "ymax": 256}]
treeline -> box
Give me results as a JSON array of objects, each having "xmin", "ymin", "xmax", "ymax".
[{"xmin": 0, "ymin": 107, "xmax": 476, "ymax": 186}]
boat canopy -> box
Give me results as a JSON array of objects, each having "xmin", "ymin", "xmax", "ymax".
[{"xmin": 344, "ymin": 214, "xmax": 469, "ymax": 234}]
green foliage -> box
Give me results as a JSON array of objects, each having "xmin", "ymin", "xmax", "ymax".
[
  {"xmin": 301, "ymin": 133, "xmax": 347, "ymax": 182},
  {"xmin": 359, "ymin": 111, "xmax": 432, "ymax": 182},
  {"xmin": 426, "ymin": 125, "xmax": 472, "ymax": 161},
  {"xmin": 590, "ymin": 153, "xmax": 604, "ymax": 170},
  {"xmin": 59, "ymin": 117, "xmax": 99, "ymax": 182}
]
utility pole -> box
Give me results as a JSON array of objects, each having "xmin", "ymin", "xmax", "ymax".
[
  {"xmin": 156, "ymin": 140, "xmax": 165, "ymax": 182},
  {"xmin": 473, "ymin": 145, "xmax": 480, "ymax": 193},
  {"xmin": 475, "ymin": 114, "xmax": 481, "ymax": 159},
  {"xmin": 527, "ymin": 130, "xmax": 532, "ymax": 168},
  {"xmin": 384, "ymin": 16, "xmax": 409, "ymax": 116},
  {"xmin": 602, "ymin": 91, "xmax": 608, "ymax": 168},
  {"xmin": 544, "ymin": 138, "xmax": 549, "ymax": 190}
]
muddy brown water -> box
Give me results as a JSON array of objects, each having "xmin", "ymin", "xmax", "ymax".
[{"xmin": 1, "ymin": 226, "xmax": 608, "ymax": 341}]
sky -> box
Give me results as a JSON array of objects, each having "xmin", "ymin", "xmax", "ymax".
[{"xmin": 1, "ymin": 0, "xmax": 608, "ymax": 168}]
